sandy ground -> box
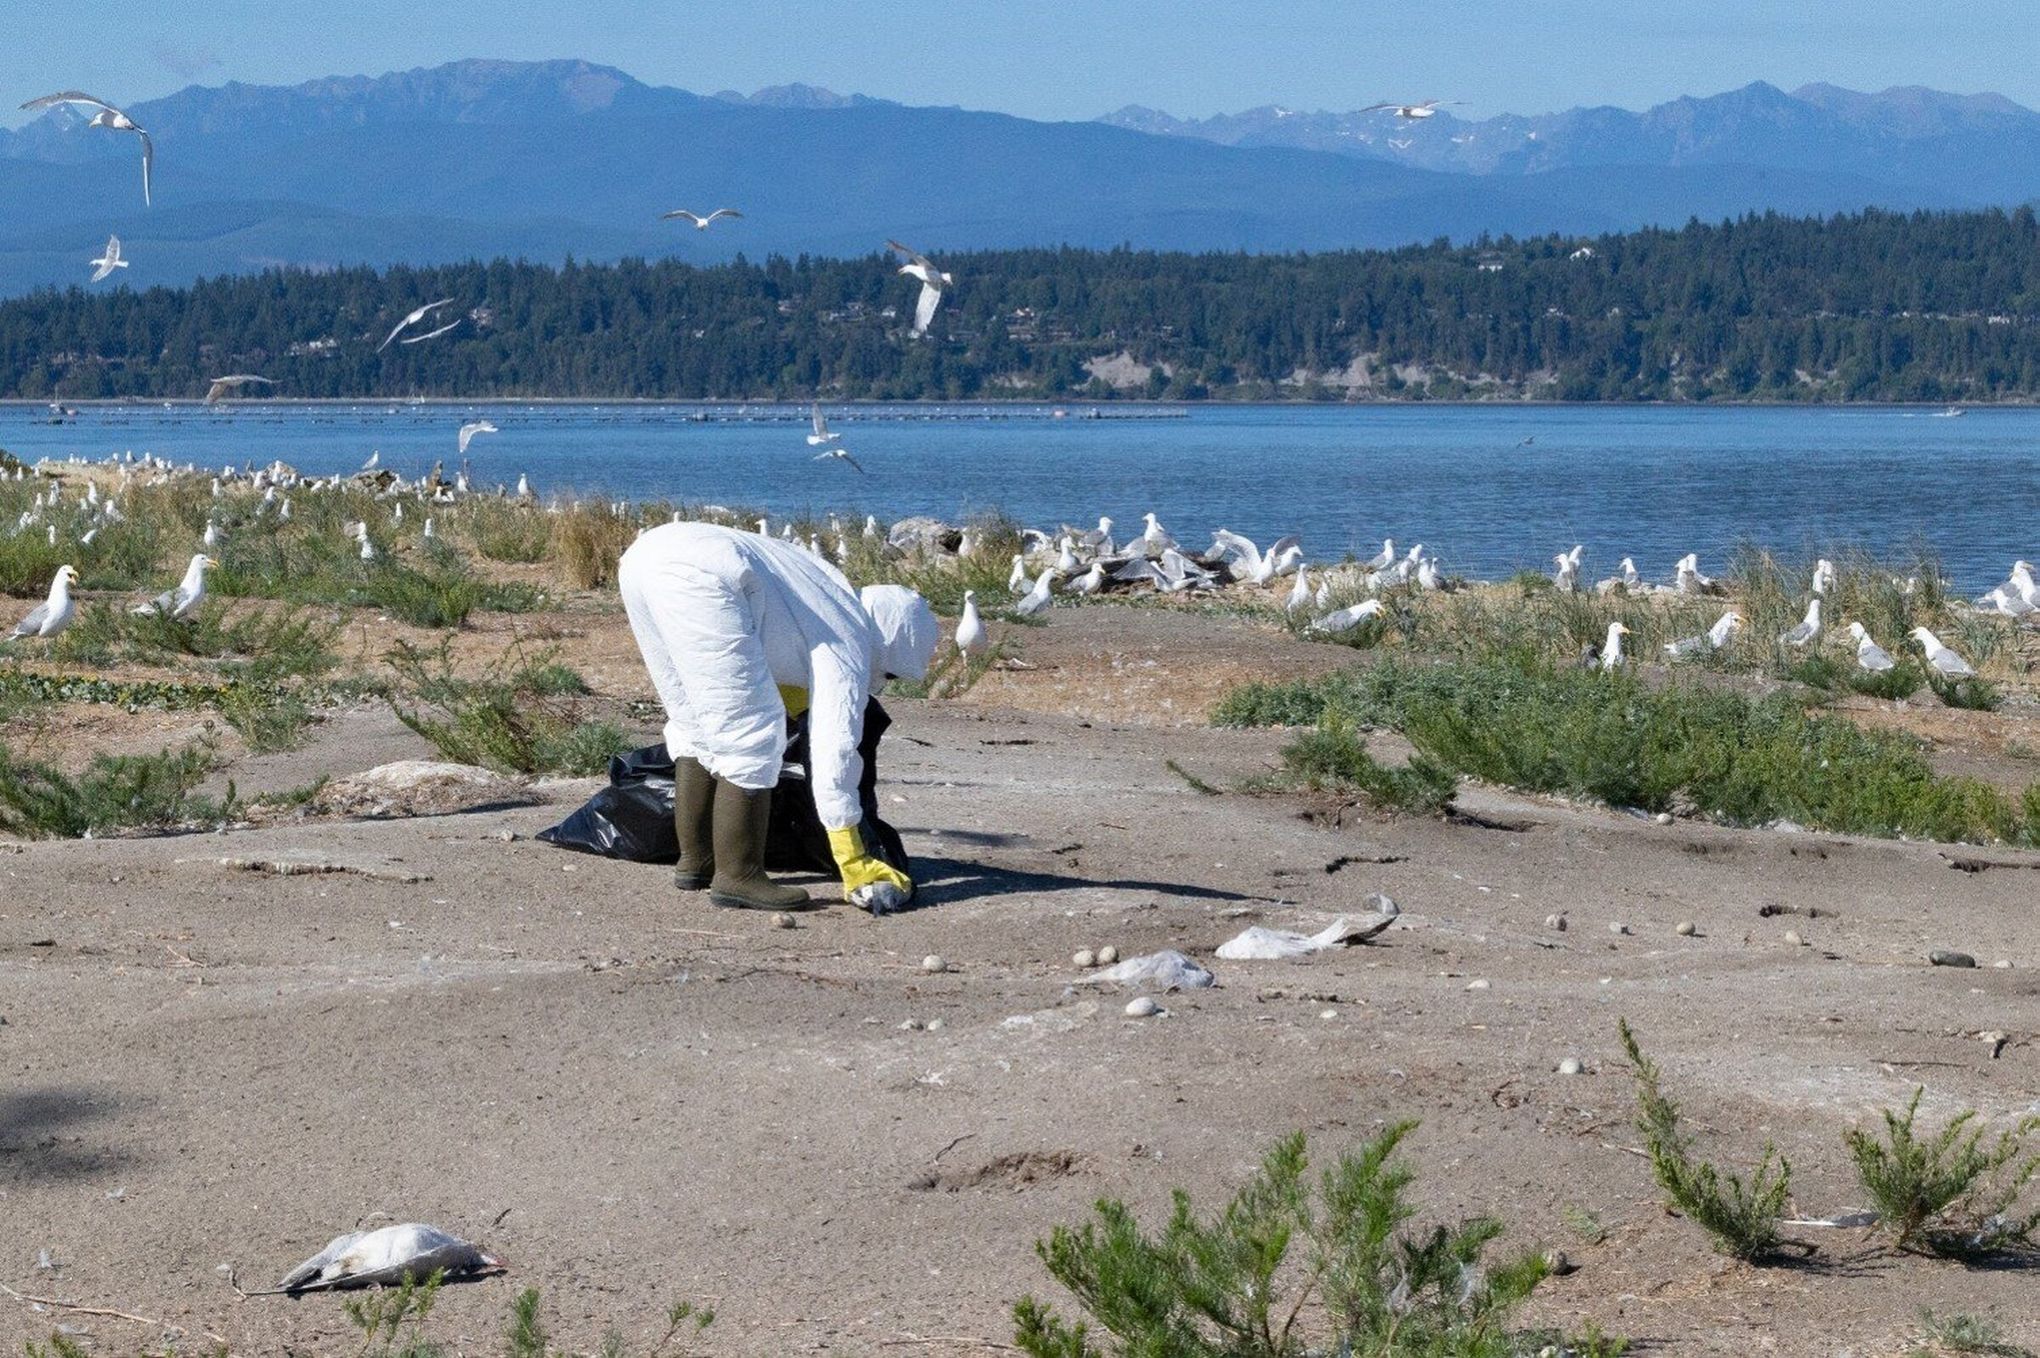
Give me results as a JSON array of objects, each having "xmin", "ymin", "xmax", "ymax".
[{"xmin": 4, "ymin": 606, "xmax": 2040, "ymax": 1357}]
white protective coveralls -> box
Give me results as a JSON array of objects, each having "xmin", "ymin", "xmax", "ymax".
[{"xmin": 617, "ymin": 521, "xmax": 937, "ymax": 855}]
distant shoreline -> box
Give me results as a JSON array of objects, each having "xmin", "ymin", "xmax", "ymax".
[{"xmin": 2, "ymin": 398, "xmax": 2027, "ymax": 411}]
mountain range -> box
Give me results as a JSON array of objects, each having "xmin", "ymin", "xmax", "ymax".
[{"xmin": 0, "ymin": 60, "xmax": 2032, "ymax": 297}]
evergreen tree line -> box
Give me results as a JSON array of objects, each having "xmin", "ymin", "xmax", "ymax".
[{"xmin": 6, "ymin": 207, "xmax": 2040, "ymax": 403}]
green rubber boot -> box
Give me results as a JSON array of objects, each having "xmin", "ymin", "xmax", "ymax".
[
  {"xmin": 707, "ymin": 779, "xmax": 811, "ymax": 911},
  {"xmin": 671, "ymin": 758, "xmax": 717, "ymax": 891}
]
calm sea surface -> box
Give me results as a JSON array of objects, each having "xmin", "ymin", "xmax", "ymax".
[{"xmin": 6, "ymin": 402, "xmax": 2036, "ymax": 592}]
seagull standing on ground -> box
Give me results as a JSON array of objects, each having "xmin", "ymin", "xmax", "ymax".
[
  {"xmin": 132, "ymin": 554, "xmax": 215, "ymax": 620},
  {"xmin": 458, "ymin": 421, "xmax": 498, "ymax": 456},
  {"xmin": 1846, "ymin": 622, "xmax": 1896, "ymax": 672},
  {"xmin": 377, "ymin": 299, "xmax": 454, "ymax": 352},
  {"xmin": 887, "ymin": 240, "xmax": 953, "ymax": 337},
  {"xmin": 89, "ymin": 234, "xmax": 128, "ymax": 283},
  {"xmin": 3, "ymin": 566, "xmax": 79, "ymax": 643},
  {"xmin": 1909, "ymin": 627, "xmax": 1975, "ymax": 677},
  {"xmin": 662, "ymin": 208, "xmax": 742, "ymax": 230},
  {"xmin": 21, "ymin": 92, "xmax": 153, "ymax": 204},
  {"xmin": 1664, "ymin": 609, "xmax": 1742, "ymax": 660},
  {"xmin": 955, "ymin": 590, "xmax": 986, "ymax": 655},
  {"xmin": 1307, "ymin": 598, "xmax": 1385, "ymax": 634},
  {"xmin": 1779, "ymin": 598, "xmax": 1822, "ymax": 647},
  {"xmin": 1015, "ymin": 569, "xmax": 1055, "ymax": 618}
]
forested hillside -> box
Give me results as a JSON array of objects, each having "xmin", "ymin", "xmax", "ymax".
[{"xmin": 7, "ymin": 207, "xmax": 2040, "ymax": 402}]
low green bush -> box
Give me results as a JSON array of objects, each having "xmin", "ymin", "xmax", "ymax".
[
  {"xmin": 1278, "ymin": 713, "xmax": 1457, "ymax": 815},
  {"xmin": 1847, "ymin": 1088, "xmax": 2040, "ymax": 1258},
  {"xmin": 387, "ymin": 640, "xmax": 632, "ymax": 775},
  {"xmin": 0, "ymin": 739, "xmax": 226, "ymax": 838}
]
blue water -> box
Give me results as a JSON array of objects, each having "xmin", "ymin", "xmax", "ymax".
[{"xmin": 6, "ymin": 402, "xmax": 2037, "ymax": 592}]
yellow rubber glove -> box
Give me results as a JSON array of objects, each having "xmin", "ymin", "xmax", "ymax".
[
  {"xmin": 826, "ymin": 825, "xmax": 913, "ymax": 910},
  {"xmin": 776, "ymin": 685, "xmax": 810, "ymax": 718}
]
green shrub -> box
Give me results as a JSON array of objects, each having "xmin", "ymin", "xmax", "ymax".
[
  {"xmin": 387, "ymin": 640, "xmax": 632, "ymax": 775},
  {"xmin": 466, "ymin": 499, "xmax": 555, "ymax": 564},
  {"xmin": 1846, "ymin": 1088, "xmax": 2040, "ymax": 1258},
  {"xmin": 1278, "ymin": 714, "xmax": 1457, "ymax": 814},
  {"xmin": 1014, "ymin": 1123, "xmax": 1618, "ymax": 1358},
  {"xmin": 0, "ymin": 739, "xmax": 226, "ymax": 838},
  {"xmin": 1618, "ymin": 1020, "xmax": 1791, "ymax": 1263},
  {"xmin": 1912, "ymin": 1309, "xmax": 2035, "ymax": 1358}
]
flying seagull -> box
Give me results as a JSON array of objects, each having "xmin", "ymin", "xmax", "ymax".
[
  {"xmin": 807, "ymin": 403, "xmax": 841, "ymax": 447},
  {"xmin": 887, "ymin": 239, "xmax": 953, "ymax": 337},
  {"xmin": 2, "ymin": 566, "xmax": 79, "ymax": 643},
  {"xmin": 662, "ymin": 208, "xmax": 742, "ymax": 229},
  {"xmin": 812, "ymin": 446, "xmax": 865, "ymax": 473},
  {"xmin": 458, "ymin": 420, "xmax": 498, "ymax": 456},
  {"xmin": 1360, "ymin": 100, "xmax": 1462, "ymax": 121},
  {"xmin": 22, "ymin": 92, "xmax": 153, "ymax": 205},
  {"xmin": 377, "ymin": 298, "xmax": 454, "ymax": 352},
  {"xmin": 204, "ymin": 374, "xmax": 275, "ymax": 404},
  {"xmin": 132, "ymin": 554, "xmax": 216, "ymax": 620},
  {"xmin": 400, "ymin": 317, "xmax": 463, "ymax": 345},
  {"xmin": 89, "ymin": 234, "xmax": 128, "ymax": 283}
]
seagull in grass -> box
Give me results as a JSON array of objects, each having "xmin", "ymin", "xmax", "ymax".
[
  {"xmin": 1307, "ymin": 598, "xmax": 1385, "ymax": 634},
  {"xmin": 458, "ymin": 420, "xmax": 498, "ymax": 456},
  {"xmin": 360, "ymin": 450, "xmax": 380, "ymax": 472},
  {"xmin": 1779, "ymin": 597, "xmax": 1822, "ymax": 647},
  {"xmin": 1210, "ymin": 529, "xmax": 1302, "ymax": 585},
  {"xmin": 271, "ymin": 1223, "xmax": 500, "ymax": 1294},
  {"xmin": 1909, "ymin": 627, "xmax": 1975, "ymax": 677},
  {"xmin": 1846, "ymin": 622, "xmax": 1896, "ymax": 673},
  {"xmin": 400, "ymin": 317, "xmax": 463, "ymax": 345},
  {"xmin": 1596, "ymin": 557, "xmax": 1642, "ymax": 594},
  {"xmin": 3, "ymin": 566, "xmax": 79, "ymax": 643},
  {"xmin": 1361, "ymin": 539, "xmax": 1395, "ymax": 572},
  {"xmin": 204, "ymin": 374, "xmax": 274, "ymax": 404},
  {"xmin": 887, "ymin": 239, "xmax": 953, "ymax": 337},
  {"xmin": 807, "ymin": 403, "xmax": 841, "ymax": 447},
  {"xmin": 21, "ymin": 92, "xmax": 153, "ymax": 205},
  {"xmin": 89, "ymin": 234, "xmax": 128, "ymax": 283},
  {"xmin": 955, "ymin": 590, "xmax": 987, "ymax": 655},
  {"xmin": 1007, "ymin": 553, "xmax": 1028, "ymax": 596},
  {"xmin": 1130, "ymin": 512, "xmax": 1176, "ymax": 558},
  {"xmin": 1664, "ymin": 609, "xmax": 1742, "ymax": 660},
  {"xmin": 1552, "ymin": 553, "xmax": 1579, "ymax": 593},
  {"xmin": 662, "ymin": 208, "xmax": 742, "ymax": 230},
  {"xmin": 132, "ymin": 554, "xmax": 215, "ymax": 620},
  {"xmin": 1069, "ymin": 560, "xmax": 1106, "ymax": 596},
  {"xmin": 1593, "ymin": 622, "xmax": 1631, "ymax": 671},
  {"xmin": 1015, "ymin": 568, "xmax": 1055, "ymax": 617},
  {"xmin": 1286, "ymin": 568, "xmax": 1313, "ymax": 614},
  {"xmin": 377, "ymin": 299, "xmax": 454, "ymax": 352},
  {"xmin": 1360, "ymin": 99, "xmax": 1462, "ymax": 121},
  {"xmin": 1811, "ymin": 558, "xmax": 1836, "ymax": 597},
  {"xmin": 812, "ymin": 446, "xmax": 865, "ymax": 473}
]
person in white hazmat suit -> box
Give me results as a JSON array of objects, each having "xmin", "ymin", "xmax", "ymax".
[{"xmin": 617, "ymin": 522, "xmax": 938, "ymax": 912}]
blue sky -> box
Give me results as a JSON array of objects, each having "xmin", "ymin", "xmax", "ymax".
[{"xmin": 4, "ymin": 0, "xmax": 2035, "ymax": 126}]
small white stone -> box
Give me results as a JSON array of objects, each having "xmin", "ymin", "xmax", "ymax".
[
  {"xmin": 1465, "ymin": 978, "xmax": 1491, "ymax": 991},
  {"xmin": 1784, "ymin": 930, "xmax": 1804, "ymax": 947},
  {"xmin": 1993, "ymin": 959, "xmax": 2012, "ymax": 969},
  {"xmin": 1675, "ymin": 921, "xmax": 1697, "ymax": 937},
  {"xmin": 1609, "ymin": 922, "xmax": 1630, "ymax": 936},
  {"xmin": 1545, "ymin": 913, "xmax": 1567, "ymax": 932},
  {"xmin": 921, "ymin": 954, "xmax": 946, "ymax": 974},
  {"xmin": 1654, "ymin": 812, "xmax": 1673, "ymax": 825},
  {"xmin": 1319, "ymin": 1009, "xmax": 1338, "ymax": 1020},
  {"xmin": 926, "ymin": 1018, "xmax": 945, "ymax": 1032},
  {"xmin": 770, "ymin": 912, "xmax": 797, "ymax": 930},
  {"xmin": 1557, "ymin": 1057, "xmax": 1584, "ymax": 1076},
  {"xmin": 1097, "ymin": 945, "xmax": 1120, "ymax": 965},
  {"xmin": 1073, "ymin": 949, "xmax": 1097, "ymax": 969},
  {"xmin": 1124, "ymin": 996, "xmax": 1161, "ymax": 1018}
]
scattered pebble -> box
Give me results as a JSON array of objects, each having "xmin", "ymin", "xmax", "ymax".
[
  {"xmin": 1675, "ymin": 921, "xmax": 1697, "ymax": 937},
  {"xmin": 921, "ymin": 954, "xmax": 947, "ymax": 974},
  {"xmin": 1124, "ymin": 996, "xmax": 1161, "ymax": 1018},
  {"xmin": 1097, "ymin": 945, "xmax": 1120, "ymax": 965},
  {"xmin": 770, "ymin": 912, "xmax": 796, "ymax": 930},
  {"xmin": 1929, "ymin": 950, "xmax": 1977, "ymax": 969},
  {"xmin": 1609, "ymin": 922, "xmax": 1630, "ymax": 936},
  {"xmin": 1545, "ymin": 914, "xmax": 1567, "ymax": 932},
  {"xmin": 1319, "ymin": 1009, "xmax": 1338, "ymax": 1020},
  {"xmin": 1465, "ymin": 978, "xmax": 1491, "ymax": 991},
  {"xmin": 926, "ymin": 1018, "xmax": 945, "ymax": 1032},
  {"xmin": 1653, "ymin": 812, "xmax": 1673, "ymax": 826},
  {"xmin": 1993, "ymin": 959, "xmax": 2013, "ymax": 969},
  {"xmin": 1557, "ymin": 1057, "xmax": 1584, "ymax": 1076},
  {"xmin": 1072, "ymin": 949, "xmax": 1097, "ymax": 969},
  {"xmin": 1784, "ymin": 930, "xmax": 1805, "ymax": 947},
  {"xmin": 496, "ymin": 829, "xmax": 520, "ymax": 843},
  {"xmin": 898, "ymin": 1018, "xmax": 925, "ymax": 1031}
]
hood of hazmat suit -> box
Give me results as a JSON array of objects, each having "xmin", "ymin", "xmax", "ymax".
[{"xmin": 860, "ymin": 584, "xmax": 939, "ymax": 683}]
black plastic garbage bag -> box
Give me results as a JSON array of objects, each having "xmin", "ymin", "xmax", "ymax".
[{"xmin": 538, "ymin": 699, "xmax": 908, "ymax": 877}]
